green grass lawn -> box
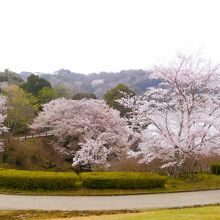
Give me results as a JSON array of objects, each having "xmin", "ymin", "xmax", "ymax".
[
  {"xmin": 0, "ymin": 173, "xmax": 219, "ymax": 196},
  {"xmin": 0, "ymin": 206, "xmax": 219, "ymax": 220},
  {"xmin": 69, "ymin": 206, "xmax": 220, "ymax": 220}
]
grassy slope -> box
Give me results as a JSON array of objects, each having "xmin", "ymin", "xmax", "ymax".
[
  {"xmin": 0, "ymin": 206, "xmax": 219, "ymax": 220},
  {"xmin": 0, "ymin": 173, "xmax": 219, "ymax": 196}
]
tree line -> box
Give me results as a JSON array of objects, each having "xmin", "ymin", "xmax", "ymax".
[{"xmin": 0, "ymin": 70, "xmax": 134, "ymax": 135}]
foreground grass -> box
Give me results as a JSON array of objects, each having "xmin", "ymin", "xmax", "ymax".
[
  {"xmin": 0, "ymin": 173, "xmax": 219, "ymax": 196},
  {"xmin": 63, "ymin": 206, "xmax": 220, "ymax": 220},
  {"xmin": 0, "ymin": 206, "xmax": 219, "ymax": 220},
  {"xmin": 0, "ymin": 210, "xmax": 137, "ymax": 220}
]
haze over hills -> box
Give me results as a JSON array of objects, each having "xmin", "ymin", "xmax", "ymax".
[{"xmin": 20, "ymin": 69, "xmax": 160, "ymax": 97}]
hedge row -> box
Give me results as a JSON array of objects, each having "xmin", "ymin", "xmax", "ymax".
[
  {"xmin": 211, "ymin": 163, "xmax": 220, "ymax": 175},
  {"xmin": 0, "ymin": 169, "xmax": 79, "ymax": 190},
  {"xmin": 80, "ymin": 172, "xmax": 166, "ymax": 189},
  {"xmin": 0, "ymin": 170, "xmax": 166, "ymax": 190}
]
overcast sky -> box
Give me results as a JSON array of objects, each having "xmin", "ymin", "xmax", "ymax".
[{"xmin": 0, "ymin": 0, "xmax": 219, "ymax": 74}]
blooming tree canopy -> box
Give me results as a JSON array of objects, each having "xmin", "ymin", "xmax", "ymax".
[
  {"xmin": 0, "ymin": 95, "xmax": 8, "ymax": 152},
  {"xmin": 30, "ymin": 98, "xmax": 131, "ymax": 168},
  {"xmin": 72, "ymin": 137, "xmax": 112, "ymax": 168},
  {"xmin": 120, "ymin": 54, "xmax": 220, "ymax": 175}
]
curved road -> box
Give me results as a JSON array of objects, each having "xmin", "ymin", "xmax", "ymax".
[{"xmin": 0, "ymin": 190, "xmax": 219, "ymax": 211}]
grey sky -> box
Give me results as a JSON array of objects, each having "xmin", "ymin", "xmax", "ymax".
[{"xmin": 0, "ymin": 0, "xmax": 219, "ymax": 73}]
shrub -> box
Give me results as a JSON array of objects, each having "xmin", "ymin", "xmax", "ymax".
[
  {"xmin": 211, "ymin": 163, "xmax": 220, "ymax": 175},
  {"xmin": 80, "ymin": 172, "xmax": 165, "ymax": 189},
  {"xmin": 3, "ymin": 137, "xmax": 72, "ymax": 171},
  {"xmin": 110, "ymin": 156, "xmax": 163, "ymax": 173},
  {"xmin": 0, "ymin": 169, "xmax": 79, "ymax": 190}
]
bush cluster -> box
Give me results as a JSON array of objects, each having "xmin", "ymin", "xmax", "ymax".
[
  {"xmin": 0, "ymin": 170, "xmax": 166, "ymax": 190},
  {"xmin": 80, "ymin": 172, "xmax": 165, "ymax": 189},
  {"xmin": 0, "ymin": 169, "xmax": 79, "ymax": 190},
  {"xmin": 211, "ymin": 163, "xmax": 220, "ymax": 175}
]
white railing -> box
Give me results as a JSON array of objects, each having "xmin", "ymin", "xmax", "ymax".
[
  {"xmin": 18, "ymin": 132, "xmax": 54, "ymax": 140},
  {"xmin": 0, "ymin": 132, "xmax": 54, "ymax": 141}
]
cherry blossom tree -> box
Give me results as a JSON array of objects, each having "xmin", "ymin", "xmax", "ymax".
[
  {"xmin": 120, "ymin": 54, "xmax": 220, "ymax": 176},
  {"xmin": 30, "ymin": 98, "xmax": 131, "ymax": 168},
  {"xmin": 72, "ymin": 137, "xmax": 112, "ymax": 168},
  {"xmin": 0, "ymin": 95, "xmax": 8, "ymax": 152}
]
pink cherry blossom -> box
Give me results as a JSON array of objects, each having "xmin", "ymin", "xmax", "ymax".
[
  {"xmin": 120, "ymin": 54, "xmax": 220, "ymax": 175},
  {"xmin": 31, "ymin": 98, "xmax": 132, "ymax": 168},
  {"xmin": 0, "ymin": 95, "xmax": 8, "ymax": 152}
]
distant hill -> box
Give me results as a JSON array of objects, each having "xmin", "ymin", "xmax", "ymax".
[
  {"xmin": 20, "ymin": 69, "xmax": 160, "ymax": 97},
  {"xmin": 0, "ymin": 69, "xmax": 23, "ymax": 85}
]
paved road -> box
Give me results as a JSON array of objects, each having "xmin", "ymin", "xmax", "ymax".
[{"xmin": 0, "ymin": 190, "xmax": 219, "ymax": 211}]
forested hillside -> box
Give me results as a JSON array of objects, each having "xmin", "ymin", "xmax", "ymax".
[{"xmin": 20, "ymin": 69, "xmax": 160, "ymax": 97}]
